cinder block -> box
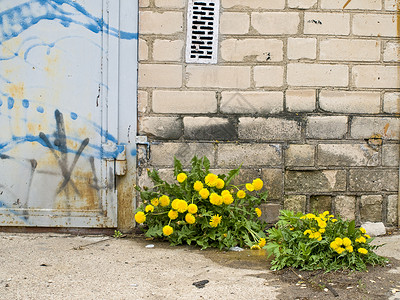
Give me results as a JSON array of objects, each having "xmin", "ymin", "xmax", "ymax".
[
  {"xmin": 353, "ymin": 14, "xmax": 398, "ymax": 37},
  {"xmin": 321, "ymin": 0, "xmax": 381, "ymax": 10},
  {"xmin": 304, "ymin": 12, "xmax": 350, "ymax": 36},
  {"xmin": 288, "ymin": 0, "xmax": 317, "ymax": 9},
  {"xmin": 238, "ymin": 117, "xmax": 302, "ymax": 141},
  {"xmin": 139, "ymin": 11, "xmax": 183, "ymax": 34},
  {"xmin": 139, "ymin": 64, "xmax": 182, "ymax": 88},
  {"xmin": 383, "ymin": 93, "xmax": 400, "ymax": 114},
  {"xmin": 310, "ymin": 195, "xmax": 332, "ymax": 213},
  {"xmin": 285, "ymin": 170, "xmax": 347, "ymax": 193},
  {"xmin": 320, "ymin": 39, "xmax": 380, "ymax": 61},
  {"xmin": 287, "ymin": 38, "xmax": 316, "ymax": 60},
  {"xmin": 387, "ymin": 195, "xmax": 398, "ymax": 225},
  {"xmin": 383, "ymin": 42, "xmax": 400, "ymax": 62},
  {"xmin": 186, "ymin": 66, "xmax": 251, "ymax": 88},
  {"xmin": 254, "ymin": 66, "xmax": 284, "ymax": 87},
  {"xmin": 217, "ymin": 144, "xmax": 282, "ymax": 167},
  {"xmin": 334, "ymin": 196, "xmax": 356, "ymax": 220},
  {"xmin": 349, "ymin": 169, "xmax": 398, "ymax": 192},
  {"xmin": 220, "ymin": 39, "xmax": 283, "ymax": 62},
  {"xmin": 360, "ymin": 195, "xmax": 383, "ymax": 222},
  {"xmin": 221, "ymin": 91, "xmax": 283, "ymax": 114},
  {"xmin": 220, "ymin": 12, "xmax": 249, "ymax": 35},
  {"xmin": 285, "ymin": 144, "xmax": 315, "ymax": 167},
  {"xmin": 152, "ymin": 91, "xmax": 217, "ymax": 114},
  {"xmin": 319, "ymin": 91, "xmax": 380, "ymax": 114},
  {"xmin": 251, "ymin": 12, "xmax": 300, "ymax": 35},
  {"xmin": 306, "ymin": 116, "xmax": 348, "ymax": 139},
  {"xmin": 284, "ymin": 195, "xmax": 306, "ymax": 213},
  {"xmin": 153, "ymin": 39, "xmax": 183, "ymax": 62},
  {"xmin": 287, "ymin": 63, "xmax": 348, "ymax": 87},
  {"xmin": 385, "ymin": 0, "xmax": 398, "ymax": 11},
  {"xmin": 286, "ymin": 90, "xmax": 316, "ymax": 112},
  {"xmin": 151, "ymin": 143, "xmax": 215, "ymax": 167},
  {"xmin": 382, "ymin": 144, "xmax": 400, "ymax": 167},
  {"xmin": 261, "ymin": 168, "xmax": 283, "ymax": 200},
  {"xmin": 259, "ymin": 203, "xmax": 281, "ymax": 223},
  {"xmin": 350, "ymin": 117, "xmax": 400, "ymax": 140},
  {"xmin": 317, "ymin": 144, "xmax": 379, "ymax": 167},
  {"xmin": 154, "ymin": 0, "xmax": 185, "ymax": 8},
  {"xmin": 221, "ymin": 0, "xmax": 285, "ymax": 9},
  {"xmin": 183, "ymin": 117, "xmax": 236, "ymax": 140},
  {"xmin": 353, "ymin": 65, "xmax": 400, "ymax": 89},
  {"xmin": 139, "ymin": 39, "xmax": 148, "ymax": 61},
  {"xmin": 139, "ymin": 116, "xmax": 182, "ymax": 139},
  {"xmin": 139, "ymin": 0, "xmax": 150, "ymax": 7}
]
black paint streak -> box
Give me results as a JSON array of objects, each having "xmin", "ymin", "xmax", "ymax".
[
  {"xmin": 39, "ymin": 109, "xmax": 89, "ymax": 196},
  {"xmin": 308, "ymin": 19, "xmax": 322, "ymax": 25},
  {"xmin": 0, "ymin": 154, "xmax": 10, "ymax": 159}
]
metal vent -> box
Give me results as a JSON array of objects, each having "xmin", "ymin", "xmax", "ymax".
[{"xmin": 186, "ymin": 0, "xmax": 220, "ymax": 64}]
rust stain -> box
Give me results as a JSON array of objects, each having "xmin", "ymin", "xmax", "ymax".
[
  {"xmin": 343, "ymin": 0, "xmax": 352, "ymax": 9},
  {"xmin": 5, "ymin": 82, "xmax": 25, "ymax": 99},
  {"xmin": 44, "ymin": 51, "xmax": 61, "ymax": 76},
  {"xmin": 384, "ymin": 123, "xmax": 390, "ymax": 136}
]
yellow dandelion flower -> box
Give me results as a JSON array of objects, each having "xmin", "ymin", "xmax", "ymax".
[
  {"xmin": 331, "ymin": 219, "xmax": 338, "ymax": 223},
  {"xmin": 162, "ymin": 225, "xmax": 173, "ymax": 236},
  {"xmin": 313, "ymin": 232, "xmax": 321, "ymax": 239},
  {"xmin": 185, "ymin": 213, "xmax": 196, "ymax": 224},
  {"xmin": 336, "ymin": 247, "xmax": 345, "ymax": 254},
  {"xmin": 171, "ymin": 199, "xmax": 180, "ymax": 210},
  {"xmin": 199, "ymin": 188, "xmax": 210, "ymax": 199},
  {"xmin": 334, "ymin": 237, "xmax": 343, "ymax": 246},
  {"xmin": 205, "ymin": 173, "xmax": 218, "ymax": 187},
  {"xmin": 188, "ymin": 203, "xmax": 198, "ymax": 214},
  {"xmin": 330, "ymin": 241, "xmax": 338, "ymax": 250},
  {"xmin": 319, "ymin": 228, "xmax": 325, "ymax": 233},
  {"xmin": 222, "ymin": 193, "xmax": 234, "ymax": 205},
  {"xmin": 252, "ymin": 178, "xmax": 263, "ymax": 191},
  {"xmin": 237, "ymin": 190, "xmax": 246, "ymax": 199},
  {"xmin": 193, "ymin": 181, "xmax": 204, "ymax": 192},
  {"xmin": 355, "ymin": 236, "xmax": 366, "ymax": 244},
  {"xmin": 176, "ymin": 200, "xmax": 188, "ymax": 213},
  {"xmin": 317, "ymin": 219, "xmax": 327, "ymax": 228},
  {"xmin": 159, "ymin": 195, "xmax": 170, "ymax": 207},
  {"xmin": 358, "ymin": 248, "xmax": 368, "ymax": 255},
  {"xmin": 304, "ymin": 229, "xmax": 312, "ymax": 235},
  {"xmin": 255, "ymin": 208, "xmax": 262, "ymax": 217},
  {"xmin": 209, "ymin": 214, "xmax": 222, "ymax": 227},
  {"xmin": 251, "ymin": 245, "xmax": 261, "ymax": 250},
  {"xmin": 317, "ymin": 236, "xmax": 322, "ymax": 241},
  {"xmin": 150, "ymin": 198, "xmax": 159, "ymax": 206},
  {"xmin": 177, "ymin": 172, "xmax": 187, "ymax": 183},
  {"xmin": 364, "ymin": 234, "xmax": 371, "ymax": 239},
  {"xmin": 145, "ymin": 205, "xmax": 154, "ymax": 213},
  {"xmin": 221, "ymin": 190, "xmax": 230, "ymax": 196},
  {"xmin": 216, "ymin": 178, "xmax": 225, "ymax": 189},
  {"xmin": 342, "ymin": 237, "xmax": 352, "ymax": 247},
  {"xmin": 209, "ymin": 193, "xmax": 223, "ymax": 205},
  {"xmin": 258, "ymin": 238, "xmax": 266, "ymax": 248},
  {"xmin": 168, "ymin": 210, "xmax": 178, "ymax": 220},
  {"xmin": 134, "ymin": 211, "xmax": 146, "ymax": 224},
  {"xmin": 322, "ymin": 211, "xmax": 330, "ymax": 216},
  {"xmin": 290, "ymin": 227, "xmax": 294, "ymax": 231},
  {"xmin": 346, "ymin": 245, "xmax": 354, "ymax": 253},
  {"xmin": 246, "ymin": 183, "xmax": 255, "ymax": 192},
  {"xmin": 306, "ymin": 213, "xmax": 316, "ymax": 219},
  {"xmin": 359, "ymin": 227, "xmax": 366, "ymax": 234}
]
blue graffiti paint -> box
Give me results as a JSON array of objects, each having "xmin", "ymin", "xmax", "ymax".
[
  {"xmin": 7, "ymin": 97, "xmax": 14, "ymax": 109},
  {"xmin": 0, "ymin": 0, "xmax": 138, "ymax": 46},
  {"xmin": 70, "ymin": 112, "xmax": 77, "ymax": 120},
  {"xmin": 0, "ymin": 99, "xmax": 3, "ymax": 107},
  {"xmin": 130, "ymin": 149, "xmax": 137, "ymax": 156},
  {"xmin": 0, "ymin": 200, "xmax": 29, "ymax": 223},
  {"xmin": 22, "ymin": 99, "xmax": 30, "ymax": 108},
  {"xmin": 36, "ymin": 106, "xmax": 44, "ymax": 113}
]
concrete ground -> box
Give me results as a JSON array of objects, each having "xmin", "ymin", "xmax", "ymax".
[{"xmin": 0, "ymin": 232, "xmax": 399, "ymax": 300}]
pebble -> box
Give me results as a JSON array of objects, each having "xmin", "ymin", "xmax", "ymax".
[{"xmin": 145, "ymin": 244, "xmax": 155, "ymax": 248}]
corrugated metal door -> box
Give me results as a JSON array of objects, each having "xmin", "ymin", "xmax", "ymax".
[{"xmin": 0, "ymin": 0, "xmax": 138, "ymax": 227}]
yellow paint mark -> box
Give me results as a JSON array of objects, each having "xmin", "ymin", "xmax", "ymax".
[
  {"xmin": 343, "ymin": 0, "xmax": 352, "ymax": 9},
  {"xmin": 384, "ymin": 123, "xmax": 390, "ymax": 136},
  {"xmin": 5, "ymin": 82, "xmax": 25, "ymax": 99}
]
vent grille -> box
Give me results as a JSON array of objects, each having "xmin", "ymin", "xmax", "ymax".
[{"xmin": 186, "ymin": 0, "xmax": 220, "ymax": 64}]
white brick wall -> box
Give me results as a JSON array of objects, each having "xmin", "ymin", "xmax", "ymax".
[{"xmin": 137, "ymin": 2, "xmax": 400, "ymax": 225}]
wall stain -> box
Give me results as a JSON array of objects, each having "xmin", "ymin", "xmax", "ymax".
[{"xmin": 5, "ymin": 83, "xmax": 25, "ymax": 99}]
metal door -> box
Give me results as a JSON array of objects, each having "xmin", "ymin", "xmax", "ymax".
[{"xmin": 0, "ymin": 0, "xmax": 138, "ymax": 227}]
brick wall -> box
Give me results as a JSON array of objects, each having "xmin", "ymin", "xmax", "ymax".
[{"xmin": 137, "ymin": 0, "xmax": 400, "ymax": 226}]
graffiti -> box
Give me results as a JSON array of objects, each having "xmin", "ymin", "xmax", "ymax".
[{"xmin": 0, "ymin": 0, "xmax": 136, "ymax": 226}]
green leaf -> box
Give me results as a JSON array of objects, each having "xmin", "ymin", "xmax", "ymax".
[
  {"xmin": 348, "ymin": 220, "xmax": 355, "ymax": 236},
  {"xmin": 174, "ymin": 157, "xmax": 183, "ymax": 176},
  {"xmin": 225, "ymin": 165, "xmax": 241, "ymax": 186}
]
